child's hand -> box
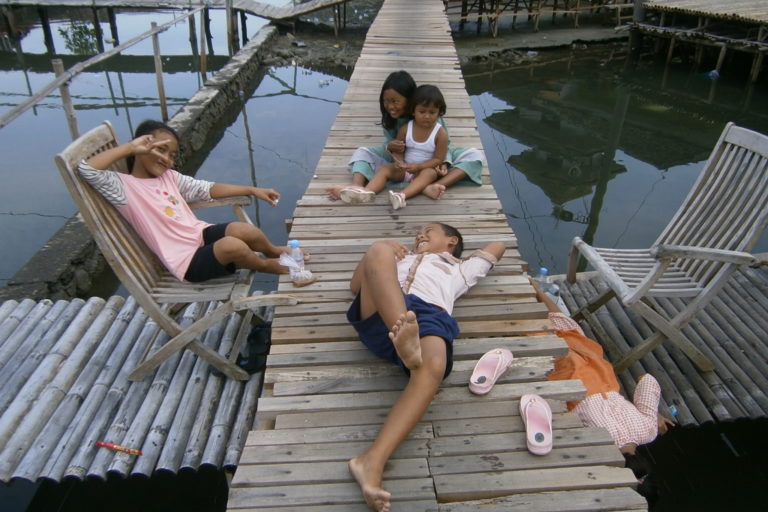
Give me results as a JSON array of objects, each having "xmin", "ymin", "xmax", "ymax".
[
  {"xmin": 383, "ymin": 240, "xmax": 410, "ymax": 259},
  {"xmin": 387, "ymin": 140, "xmax": 405, "ymax": 154},
  {"xmin": 253, "ymin": 187, "xmax": 280, "ymax": 206},
  {"xmin": 435, "ymin": 163, "xmax": 449, "ymax": 177},
  {"xmin": 129, "ymin": 134, "xmax": 173, "ymax": 167}
]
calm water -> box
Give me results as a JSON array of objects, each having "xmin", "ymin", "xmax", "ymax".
[{"xmin": 463, "ymin": 43, "xmax": 768, "ymax": 275}]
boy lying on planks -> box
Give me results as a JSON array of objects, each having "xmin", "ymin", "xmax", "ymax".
[{"xmin": 346, "ymin": 222, "xmax": 505, "ymax": 512}]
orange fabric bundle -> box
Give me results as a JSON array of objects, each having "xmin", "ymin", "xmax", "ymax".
[{"xmin": 548, "ymin": 329, "xmax": 620, "ymax": 410}]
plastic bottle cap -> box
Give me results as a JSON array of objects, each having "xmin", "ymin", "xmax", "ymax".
[
  {"xmin": 289, "ymin": 240, "xmax": 300, "ymax": 248},
  {"xmin": 539, "ymin": 267, "xmax": 548, "ymax": 275}
]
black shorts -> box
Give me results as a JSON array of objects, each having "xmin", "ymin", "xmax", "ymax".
[{"xmin": 184, "ymin": 223, "xmax": 236, "ymax": 282}]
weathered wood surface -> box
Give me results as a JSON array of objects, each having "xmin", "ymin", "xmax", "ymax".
[
  {"xmin": 643, "ymin": 0, "xmax": 768, "ymax": 24},
  {"xmin": 559, "ymin": 266, "xmax": 768, "ymax": 428},
  {"xmin": 229, "ymin": 0, "xmax": 645, "ymax": 510},
  {"xmin": 0, "ymin": 296, "xmax": 266, "ymax": 482}
]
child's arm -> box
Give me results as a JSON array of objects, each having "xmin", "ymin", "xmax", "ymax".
[
  {"xmin": 85, "ymin": 135, "xmax": 170, "ymax": 170},
  {"xmin": 210, "ymin": 184, "xmax": 280, "ymax": 206},
  {"xmin": 480, "ymin": 241, "xmax": 506, "ymax": 261},
  {"xmin": 350, "ymin": 240, "xmax": 409, "ymax": 293},
  {"xmin": 388, "ymin": 124, "xmax": 408, "ymax": 164},
  {"xmin": 400, "ymin": 127, "xmax": 448, "ymax": 173}
]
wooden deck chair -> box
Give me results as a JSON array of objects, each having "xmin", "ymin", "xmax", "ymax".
[
  {"xmin": 55, "ymin": 121, "xmax": 297, "ymax": 381},
  {"xmin": 566, "ymin": 122, "xmax": 768, "ymax": 374}
]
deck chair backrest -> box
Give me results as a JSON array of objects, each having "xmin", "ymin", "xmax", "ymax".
[
  {"xmin": 54, "ymin": 121, "xmax": 166, "ymax": 297},
  {"xmin": 656, "ymin": 122, "xmax": 768, "ymax": 285}
]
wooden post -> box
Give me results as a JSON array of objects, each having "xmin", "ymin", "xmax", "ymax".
[
  {"xmin": 203, "ymin": 8, "xmax": 213, "ymax": 56},
  {"xmin": 107, "ymin": 7, "xmax": 119, "ymax": 45},
  {"xmin": 150, "ymin": 22, "xmax": 168, "ymax": 122},
  {"xmin": 38, "ymin": 7, "xmax": 55, "ymax": 54},
  {"xmin": 240, "ymin": 10, "xmax": 248, "ymax": 44},
  {"xmin": 226, "ymin": 0, "xmax": 238, "ymax": 55},
  {"xmin": 92, "ymin": 6, "xmax": 104, "ymax": 53},
  {"xmin": 749, "ymin": 50, "xmax": 764, "ymax": 83},
  {"xmin": 52, "ymin": 59, "xmax": 79, "ymax": 140},
  {"xmin": 199, "ymin": 10, "xmax": 207, "ymax": 80}
]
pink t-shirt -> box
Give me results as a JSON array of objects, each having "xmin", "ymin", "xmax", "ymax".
[{"xmin": 115, "ymin": 171, "xmax": 211, "ymax": 281}]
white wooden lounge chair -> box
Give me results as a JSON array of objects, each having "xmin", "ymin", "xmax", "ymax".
[
  {"xmin": 567, "ymin": 122, "xmax": 768, "ymax": 373},
  {"xmin": 55, "ymin": 121, "xmax": 297, "ymax": 381}
]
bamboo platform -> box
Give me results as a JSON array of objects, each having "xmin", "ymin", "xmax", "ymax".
[
  {"xmin": 558, "ymin": 266, "xmax": 768, "ymax": 428},
  {"xmin": 228, "ymin": 0, "xmax": 645, "ymax": 510},
  {"xmin": 0, "ymin": 296, "xmax": 266, "ymax": 482}
]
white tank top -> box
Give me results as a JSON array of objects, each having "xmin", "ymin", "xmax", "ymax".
[{"xmin": 404, "ymin": 121, "xmax": 441, "ymax": 164}]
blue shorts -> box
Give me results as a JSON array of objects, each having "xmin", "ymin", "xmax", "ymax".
[
  {"xmin": 184, "ymin": 223, "xmax": 236, "ymax": 282},
  {"xmin": 346, "ymin": 293, "xmax": 459, "ymax": 378}
]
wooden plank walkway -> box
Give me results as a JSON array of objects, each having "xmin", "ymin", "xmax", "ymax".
[
  {"xmin": 558, "ymin": 266, "xmax": 768, "ymax": 428},
  {"xmin": 229, "ymin": 0, "xmax": 645, "ymax": 510}
]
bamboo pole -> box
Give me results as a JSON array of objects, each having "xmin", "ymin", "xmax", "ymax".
[
  {"xmin": 199, "ymin": 9, "xmax": 207, "ymax": 79},
  {"xmin": 0, "ymin": 300, "xmax": 21, "ymax": 329},
  {"xmin": 136, "ymin": 302, "xmax": 222, "ymax": 475},
  {"xmin": 0, "ymin": 300, "xmax": 86, "ymax": 415},
  {"xmin": 0, "ymin": 297, "xmax": 117, "ymax": 479},
  {"xmin": 15, "ymin": 297, "xmax": 130, "ymax": 481},
  {"xmin": 106, "ymin": 303, "xmax": 203, "ymax": 477},
  {"xmin": 41, "ymin": 299, "xmax": 141, "ymax": 481},
  {"xmin": 0, "ymin": 299, "xmax": 54, "ymax": 373},
  {"xmin": 150, "ymin": 22, "xmax": 168, "ymax": 122},
  {"xmin": 52, "ymin": 59, "xmax": 79, "ymax": 140}
]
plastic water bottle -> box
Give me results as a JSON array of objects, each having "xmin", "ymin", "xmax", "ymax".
[
  {"xmin": 536, "ymin": 267, "xmax": 560, "ymax": 299},
  {"xmin": 288, "ymin": 239, "xmax": 304, "ymax": 279}
]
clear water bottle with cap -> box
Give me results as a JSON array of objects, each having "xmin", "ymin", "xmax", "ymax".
[
  {"xmin": 536, "ymin": 267, "xmax": 560, "ymax": 299},
  {"xmin": 288, "ymin": 239, "xmax": 304, "ymax": 279}
]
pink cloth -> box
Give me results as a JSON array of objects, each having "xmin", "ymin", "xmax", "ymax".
[{"xmin": 116, "ymin": 171, "xmax": 210, "ymax": 281}]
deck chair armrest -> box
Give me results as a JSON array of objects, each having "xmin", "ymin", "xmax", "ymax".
[
  {"xmin": 188, "ymin": 196, "xmax": 254, "ymax": 225},
  {"xmin": 750, "ymin": 252, "xmax": 768, "ymax": 267},
  {"xmin": 188, "ymin": 196, "xmax": 252, "ymax": 210},
  {"xmin": 651, "ymin": 244, "xmax": 758, "ymax": 266}
]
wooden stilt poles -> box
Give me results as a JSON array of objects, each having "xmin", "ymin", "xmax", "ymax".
[
  {"xmin": 150, "ymin": 22, "xmax": 168, "ymax": 121},
  {"xmin": 52, "ymin": 59, "xmax": 79, "ymax": 140}
]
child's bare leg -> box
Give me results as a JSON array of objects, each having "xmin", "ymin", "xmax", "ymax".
[
  {"xmin": 350, "ymin": 335, "xmax": 446, "ymax": 511},
  {"xmin": 356, "ymin": 242, "xmax": 421, "ymax": 369},
  {"xmin": 400, "ymin": 168, "xmax": 438, "ymax": 199},
  {"xmin": 327, "ymin": 172, "xmax": 368, "ymax": 200},
  {"xmin": 366, "ymin": 164, "xmax": 402, "ymax": 194},
  {"xmin": 424, "ymin": 168, "xmax": 467, "ymax": 199},
  {"xmin": 212, "ymin": 222, "xmax": 302, "ymax": 274}
]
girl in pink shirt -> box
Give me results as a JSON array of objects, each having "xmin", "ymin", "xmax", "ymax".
[{"xmin": 80, "ymin": 120, "xmax": 304, "ymax": 282}]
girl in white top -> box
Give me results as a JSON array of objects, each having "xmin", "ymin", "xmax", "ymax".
[{"xmin": 338, "ymin": 85, "xmax": 449, "ymax": 210}]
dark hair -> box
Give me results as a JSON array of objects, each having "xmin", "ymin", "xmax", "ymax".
[
  {"xmin": 437, "ymin": 222, "xmax": 464, "ymax": 258},
  {"xmin": 379, "ymin": 70, "xmax": 417, "ymax": 131},
  {"xmin": 624, "ymin": 451, "xmax": 658, "ymax": 505},
  {"xmin": 412, "ymin": 84, "xmax": 446, "ymax": 116},
  {"xmin": 126, "ymin": 120, "xmax": 180, "ymax": 172}
]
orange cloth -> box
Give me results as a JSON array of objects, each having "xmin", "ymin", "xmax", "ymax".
[{"xmin": 547, "ymin": 329, "xmax": 620, "ymax": 410}]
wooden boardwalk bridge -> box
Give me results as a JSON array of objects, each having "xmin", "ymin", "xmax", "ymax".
[{"xmin": 227, "ymin": 0, "xmax": 645, "ymax": 510}]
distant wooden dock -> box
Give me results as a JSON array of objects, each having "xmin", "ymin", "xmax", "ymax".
[{"xmin": 228, "ymin": 0, "xmax": 645, "ymax": 510}]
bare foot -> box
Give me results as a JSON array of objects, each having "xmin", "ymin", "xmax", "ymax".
[
  {"xmin": 326, "ymin": 185, "xmax": 345, "ymax": 200},
  {"xmin": 423, "ymin": 183, "xmax": 446, "ymax": 200},
  {"xmin": 349, "ymin": 455, "xmax": 391, "ymax": 512},
  {"xmin": 389, "ymin": 311, "xmax": 422, "ymax": 370}
]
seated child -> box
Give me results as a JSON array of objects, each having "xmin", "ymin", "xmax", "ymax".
[{"xmin": 78, "ymin": 119, "xmax": 306, "ymax": 283}]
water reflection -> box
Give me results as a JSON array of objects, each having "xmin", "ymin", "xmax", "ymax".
[{"xmin": 464, "ymin": 45, "xmax": 768, "ymax": 274}]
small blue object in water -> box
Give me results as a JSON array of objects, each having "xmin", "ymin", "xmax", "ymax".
[{"xmin": 707, "ymin": 69, "xmax": 720, "ymax": 80}]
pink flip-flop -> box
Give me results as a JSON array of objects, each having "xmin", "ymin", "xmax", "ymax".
[
  {"xmin": 469, "ymin": 348, "xmax": 513, "ymax": 395},
  {"xmin": 520, "ymin": 394, "xmax": 553, "ymax": 455}
]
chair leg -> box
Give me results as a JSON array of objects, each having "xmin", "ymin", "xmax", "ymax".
[
  {"xmin": 566, "ymin": 238, "xmax": 581, "ymax": 284},
  {"xmin": 129, "ymin": 302, "xmax": 250, "ymax": 381},
  {"xmin": 571, "ymin": 288, "xmax": 615, "ymax": 322},
  {"xmin": 626, "ymin": 300, "xmax": 715, "ymax": 372}
]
